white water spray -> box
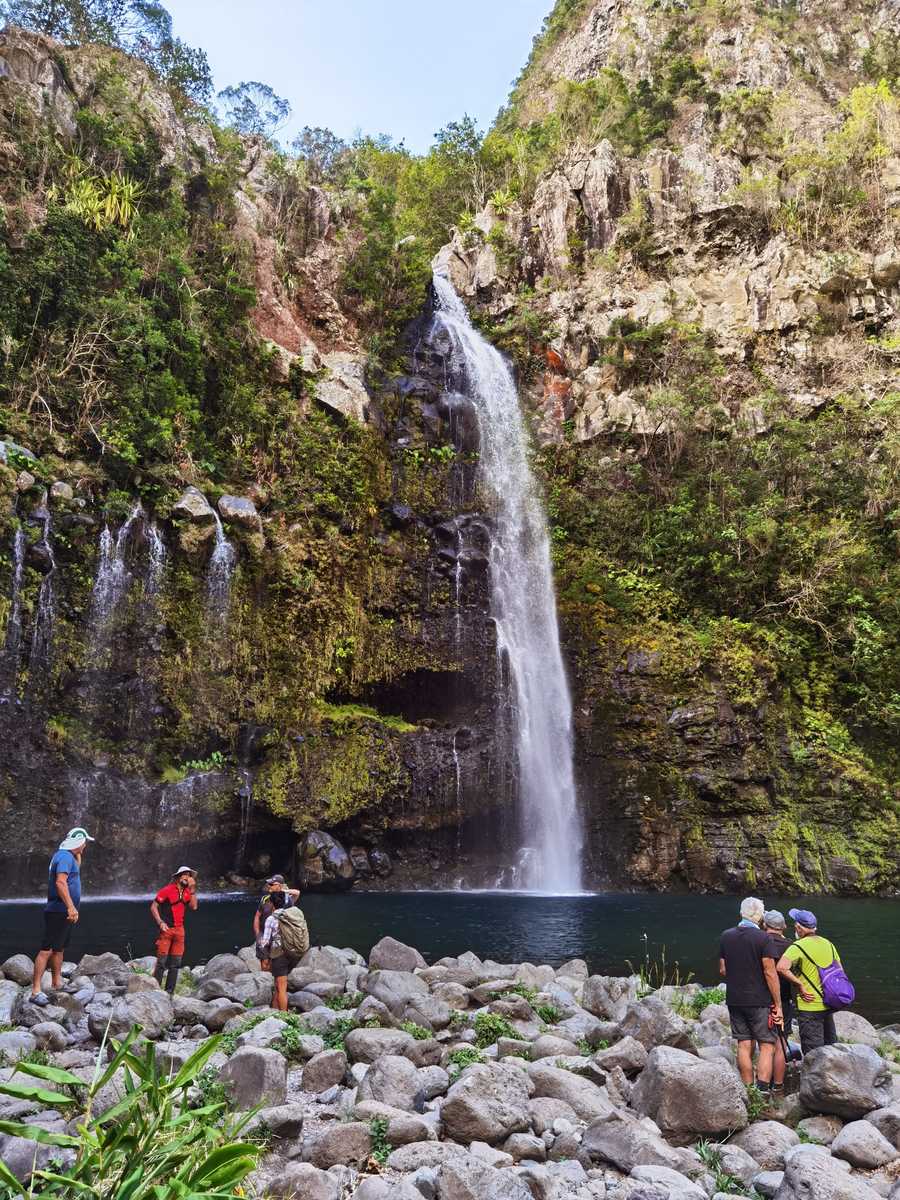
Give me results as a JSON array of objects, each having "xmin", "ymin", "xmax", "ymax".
[
  {"xmin": 1, "ymin": 524, "xmax": 26, "ymax": 694},
  {"xmin": 431, "ymin": 274, "xmax": 583, "ymax": 892},
  {"xmin": 27, "ymin": 509, "xmax": 56, "ymax": 687},
  {"xmin": 206, "ymin": 513, "xmax": 236, "ymax": 623}
]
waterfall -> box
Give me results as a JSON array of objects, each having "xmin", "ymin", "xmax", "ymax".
[
  {"xmin": 1, "ymin": 523, "xmax": 26, "ymax": 695},
  {"xmin": 235, "ymin": 771, "xmax": 253, "ymax": 870},
  {"xmin": 146, "ymin": 520, "xmax": 167, "ymax": 598},
  {"xmin": 87, "ymin": 503, "xmax": 143, "ymax": 667},
  {"xmin": 26, "ymin": 508, "xmax": 57, "ymax": 688},
  {"xmin": 430, "ymin": 273, "xmax": 583, "ymax": 893},
  {"xmin": 206, "ymin": 513, "xmax": 236, "ymax": 623}
]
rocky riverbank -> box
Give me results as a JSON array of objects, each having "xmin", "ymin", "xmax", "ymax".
[{"xmin": 2, "ymin": 936, "xmax": 900, "ymax": 1198}]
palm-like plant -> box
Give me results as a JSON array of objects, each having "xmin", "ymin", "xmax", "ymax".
[{"xmin": 0, "ymin": 1028, "xmax": 259, "ymax": 1199}]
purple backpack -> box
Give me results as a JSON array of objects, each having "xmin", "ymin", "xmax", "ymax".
[{"xmin": 797, "ymin": 941, "xmax": 856, "ymax": 1011}]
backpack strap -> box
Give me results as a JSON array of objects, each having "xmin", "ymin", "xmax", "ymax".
[{"xmin": 793, "ymin": 943, "xmax": 825, "ymax": 997}]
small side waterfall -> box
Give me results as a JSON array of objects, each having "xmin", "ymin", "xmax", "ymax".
[
  {"xmin": 26, "ymin": 507, "xmax": 57, "ymax": 689},
  {"xmin": 87, "ymin": 503, "xmax": 143, "ymax": 668},
  {"xmin": 430, "ymin": 274, "xmax": 583, "ymax": 893},
  {"xmin": 146, "ymin": 521, "xmax": 167, "ymax": 598},
  {"xmin": 1, "ymin": 523, "xmax": 26, "ymax": 695},
  {"xmin": 206, "ymin": 513, "xmax": 236, "ymax": 623}
]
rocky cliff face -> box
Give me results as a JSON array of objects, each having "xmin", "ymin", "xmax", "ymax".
[{"xmin": 0, "ymin": 5, "xmax": 898, "ymax": 897}]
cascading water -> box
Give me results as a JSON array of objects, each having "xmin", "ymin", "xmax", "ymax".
[
  {"xmin": 88, "ymin": 503, "xmax": 143, "ymax": 662},
  {"xmin": 206, "ymin": 513, "xmax": 236, "ymax": 623},
  {"xmin": 146, "ymin": 521, "xmax": 167, "ymax": 598},
  {"xmin": 1, "ymin": 523, "xmax": 26, "ymax": 695},
  {"xmin": 430, "ymin": 273, "xmax": 583, "ymax": 893},
  {"xmin": 26, "ymin": 507, "xmax": 57, "ymax": 690}
]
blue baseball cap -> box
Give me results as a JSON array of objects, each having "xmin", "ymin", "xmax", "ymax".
[{"xmin": 789, "ymin": 907, "xmax": 817, "ymax": 928}]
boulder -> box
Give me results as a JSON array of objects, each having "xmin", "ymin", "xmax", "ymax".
[
  {"xmin": 582, "ymin": 975, "xmax": 639, "ymax": 1022},
  {"xmin": 501, "ymin": 1133, "xmax": 546, "ymax": 1162},
  {"xmin": 262, "ymin": 1162, "xmax": 339, "ymax": 1200},
  {"xmin": 252, "ymin": 1102, "xmax": 306, "ymax": 1140},
  {"xmin": 154, "ymin": 1041, "xmax": 199, "ymax": 1073},
  {"xmin": 316, "ymin": 350, "xmax": 370, "ymax": 423},
  {"xmin": 718, "ymin": 1143, "xmax": 763, "ymax": 1186},
  {"xmin": 831, "ymin": 1120, "xmax": 898, "ymax": 1167},
  {"xmin": 172, "ymin": 486, "xmax": 216, "ymax": 524},
  {"xmin": 354, "ymin": 1180, "xmax": 422, "ymax": 1200},
  {"xmin": 865, "ymin": 1103, "xmax": 900, "ymax": 1147},
  {"xmin": 528, "ymin": 1097, "xmax": 579, "ymax": 1135},
  {"xmin": 30, "ymin": 1021, "xmax": 68, "ymax": 1051},
  {"xmin": 204, "ymin": 999, "xmax": 248, "ymax": 1031},
  {"xmin": 92, "ymin": 991, "xmax": 174, "ymax": 1040},
  {"xmin": 354, "ymin": 1100, "xmax": 432, "ymax": 1145},
  {"xmin": 50, "ymin": 481, "xmax": 73, "ymax": 502},
  {"xmin": 344, "ymin": 1026, "xmax": 416, "ymax": 1063},
  {"xmin": 218, "ymin": 1046, "xmax": 287, "ymax": 1108},
  {"xmin": 618, "ymin": 997, "xmax": 695, "ymax": 1052},
  {"xmin": 356, "ymin": 1053, "xmax": 421, "ymax": 1111},
  {"xmin": 297, "ymin": 830, "xmax": 355, "ymax": 891},
  {"xmin": 731, "ymin": 1121, "xmax": 800, "ymax": 1169},
  {"xmin": 0, "ymin": 980, "xmax": 22, "ymax": 1024},
  {"xmin": 441, "ymin": 1062, "xmax": 533, "ymax": 1144},
  {"xmin": 218, "ymin": 494, "xmax": 260, "ymax": 529},
  {"xmin": 630, "ymin": 1164, "xmax": 706, "ymax": 1199},
  {"xmin": 774, "ymin": 1146, "xmax": 886, "ymax": 1199},
  {"xmin": 369, "ymin": 936, "xmax": 427, "ymax": 972},
  {"xmin": 438, "ymin": 1157, "xmax": 533, "ymax": 1200},
  {"xmin": 594, "ymin": 1036, "xmax": 648, "ymax": 1075},
  {"xmin": 203, "ymin": 953, "xmax": 248, "ymax": 981},
  {"xmin": 386, "ymin": 1142, "xmax": 471, "ymax": 1172},
  {"xmin": 0, "ymin": 1030, "xmax": 37, "ymax": 1059},
  {"xmin": 362, "ymin": 969, "xmax": 431, "ymax": 1016},
  {"xmin": 796, "ymin": 1115, "xmax": 845, "ymax": 1145},
  {"xmin": 800, "ymin": 1045, "xmax": 894, "ymax": 1119},
  {"xmin": 581, "ymin": 1110, "xmax": 682, "ymax": 1172},
  {"xmin": 834, "ymin": 1012, "xmax": 882, "ymax": 1049},
  {"xmin": 2, "ymin": 955, "xmax": 34, "ymax": 985},
  {"xmin": 527, "ymin": 1061, "xmax": 614, "ymax": 1122},
  {"xmin": 529, "ymin": 1034, "xmax": 580, "ymax": 1060},
  {"xmin": 77, "ymin": 953, "xmax": 127, "ymax": 977},
  {"xmin": 301, "ymin": 1049, "xmax": 347, "ymax": 1093},
  {"xmin": 632, "ymin": 1045, "xmax": 748, "ymax": 1141},
  {"xmin": 302, "ymin": 1122, "xmax": 372, "ymax": 1168},
  {"xmin": 236, "ymin": 1016, "xmax": 289, "ymax": 1050}
]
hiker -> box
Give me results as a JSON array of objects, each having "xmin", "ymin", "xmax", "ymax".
[
  {"xmin": 256, "ymin": 897, "xmax": 310, "ymax": 1011},
  {"xmin": 719, "ymin": 896, "xmax": 783, "ymax": 1091},
  {"xmin": 252, "ymin": 873, "xmax": 301, "ymax": 940},
  {"xmin": 764, "ymin": 909, "xmax": 793, "ymax": 1090},
  {"xmin": 776, "ymin": 907, "xmax": 845, "ymax": 1053},
  {"xmin": 30, "ymin": 827, "xmax": 95, "ymax": 1006},
  {"xmin": 150, "ymin": 866, "xmax": 198, "ymax": 995}
]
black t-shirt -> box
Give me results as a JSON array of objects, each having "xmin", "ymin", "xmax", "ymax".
[
  {"xmin": 719, "ymin": 925, "xmax": 775, "ymax": 1007},
  {"xmin": 767, "ymin": 932, "xmax": 793, "ymax": 1009}
]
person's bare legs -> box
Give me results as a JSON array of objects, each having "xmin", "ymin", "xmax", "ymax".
[
  {"xmin": 272, "ymin": 976, "xmax": 288, "ymax": 1012},
  {"xmin": 772, "ymin": 1035, "xmax": 786, "ymax": 1085},
  {"xmin": 736, "ymin": 1040, "xmax": 754, "ymax": 1084},
  {"xmin": 31, "ymin": 949, "xmax": 52, "ymax": 996},
  {"xmin": 757, "ymin": 1041, "xmax": 775, "ymax": 1086}
]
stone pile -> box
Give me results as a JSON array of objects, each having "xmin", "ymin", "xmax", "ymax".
[{"xmin": 1, "ymin": 936, "xmax": 899, "ymax": 1199}]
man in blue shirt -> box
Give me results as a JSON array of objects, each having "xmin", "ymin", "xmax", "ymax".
[{"xmin": 30, "ymin": 827, "xmax": 95, "ymax": 1006}]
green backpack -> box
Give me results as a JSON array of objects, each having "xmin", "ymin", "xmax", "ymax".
[{"xmin": 274, "ymin": 906, "xmax": 309, "ymax": 959}]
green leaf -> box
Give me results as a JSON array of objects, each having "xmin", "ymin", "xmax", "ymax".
[
  {"xmin": 186, "ymin": 1143, "xmax": 259, "ymax": 1188},
  {"xmin": 32, "ymin": 1170, "xmax": 96, "ymax": 1193},
  {"xmin": 94, "ymin": 1086, "xmax": 147, "ymax": 1126},
  {"xmin": 12, "ymin": 1062, "xmax": 83, "ymax": 1088},
  {"xmin": 91, "ymin": 1027, "xmax": 140, "ymax": 1095},
  {"xmin": 0, "ymin": 1120, "xmax": 80, "ymax": 1147},
  {"xmin": 0, "ymin": 1159, "xmax": 25, "ymax": 1197},
  {"xmin": 0, "ymin": 1080, "xmax": 75, "ymax": 1105},
  {"xmin": 170, "ymin": 1035, "xmax": 223, "ymax": 1090}
]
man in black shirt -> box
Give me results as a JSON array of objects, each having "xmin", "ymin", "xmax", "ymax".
[{"xmin": 719, "ymin": 896, "xmax": 783, "ymax": 1089}]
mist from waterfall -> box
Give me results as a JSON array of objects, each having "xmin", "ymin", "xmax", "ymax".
[
  {"xmin": 430, "ymin": 274, "xmax": 583, "ymax": 893},
  {"xmin": 206, "ymin": 512, "xmax": 236, "ymax": 624}
]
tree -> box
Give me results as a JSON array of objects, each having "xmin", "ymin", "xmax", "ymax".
[
  {"xmin": 1, "ymin": 0, "xmax": 129, "ymax": 41},
  {"xmin": 290, "ymin": 125, "xmax": 348, "ymax": 183},
  {"xmin": 218, "ymin": 81, "xmax": 291, "ymax": 138}
]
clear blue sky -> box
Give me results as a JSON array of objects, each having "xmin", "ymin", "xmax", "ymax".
[{"xmin": 163, "ymin": 0, "xmax": 552, "ymax": 153}]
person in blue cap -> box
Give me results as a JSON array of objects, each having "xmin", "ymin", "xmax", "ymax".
[
  {"xmin": 776, "ymin": 907, "xmax": 843, "ymax": 1053},
  {"xmin": 29, "ymin": 827, "xmax": 95, "ymax": 1006}
]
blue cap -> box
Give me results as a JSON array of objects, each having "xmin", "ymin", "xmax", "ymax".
[{"xmin": 789, "ymin": 907, "xmax": 817, "ymax": 928}]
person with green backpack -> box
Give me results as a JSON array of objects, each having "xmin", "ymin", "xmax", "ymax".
[
  {"xmin": 257, "ymin": 897, "xmax": 310, "ymax": 1011},
  {"xmin": 776, "ymin": 907, "xmax": 855, "ymax": 1054}
]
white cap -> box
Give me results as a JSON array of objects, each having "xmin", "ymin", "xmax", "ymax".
[{"xmin": 59, "ymin": 827, "xmax": 96, "ymax": 851}]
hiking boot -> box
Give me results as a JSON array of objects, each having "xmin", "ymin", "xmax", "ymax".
[{"xmin": 29, "ymin": 991, "xmax": 50, "ymax": 1006}]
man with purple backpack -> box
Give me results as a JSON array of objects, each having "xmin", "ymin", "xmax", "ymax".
[{"xmin": 776, "ymin": 907, "xmax": 854, "ymax": 1054}]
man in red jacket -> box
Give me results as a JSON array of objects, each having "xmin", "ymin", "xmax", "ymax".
[{"xmin": 150, "ymin": 866, "xmax": 198, "ymax": 994}]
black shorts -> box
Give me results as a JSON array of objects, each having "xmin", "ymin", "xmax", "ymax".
[
  {"xmin": 269, "ymin": 955, "xmax": 297, "ymax": 979},
  {"xmin": 41, "ymin": 911, "xmax": 73, "ymax": 953},
  {"xmin": 728, "ymin": 1004, "xmax": 776, "ymax": 1044}
]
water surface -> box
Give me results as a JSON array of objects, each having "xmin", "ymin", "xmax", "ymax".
[{"xmin": 2, "ymin": 891, "xmax": 897, "ymax": 1024}]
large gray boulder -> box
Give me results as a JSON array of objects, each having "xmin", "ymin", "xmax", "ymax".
[
  {"xmin": 301, "ymin": 1049, "xmax": 347, "ymax": 1093},
  {"xmin": 830, "ymin": 1120, "xmax": 899, "ymax": 1167},
  {"xmin": 0, "ymin": 1030, "xmax": 37, "ymax": 1059},
  {"xmin": 865, "ymin": 1102, "xmax": 900, "ymax": 1146},
  {"xmin": 731, "ymin": 1121, "xmax": 800, "ymax": 1169},
  {"xmin": 356, "ymin": 1053, "xmax": 421, "ymax": 1111},
  {"xmin": 441, "ymin": 1062, "xmax": 533, "ymax": 1144},
  {"xmin": 218, "ymin": 494, "xmax": 260, "ymax": 530},
  {"xmin": 834, "ymin": 1011, "xmax": 882, "ymax": 1049},
  {"xmin": 630, "ymin": 1164, "xmax": 706, "ymax": 1199},
  {"xmin": 362, "ymin": 969, "xmax": 431, "ymax": 1016},
  {"xmin": 632, "ymin": 1045, "xmax": 748, "ymax": 1141},
  {"xmin": 800, "ymin": 1045, "xmax": 894, "ymax": 1119},
  {"xmin": 203, "ymin": 953, "xmax": 248, "ymax": 981},
  {"xmin": 581, "ymin": 1110, "xmax": 683, "ymax": 1172},
  {"xmin": 582, "ymin": 975, "xmax": 639, "ymax": 1022},
  {"xmin": 527, "ymin": 1060, "xmax": 614, "ymax": 1122},
  {"xmin": 0, "ymin": 980, "xmax": 21, "ymax": 1024},
  {"xmin": 438, "ymin": 1156, "xmax": 533, "ymax": 1200},
  {"xmin": 774, "ymin": 1146, "xmax": 886, "ymax": 1199},
  {"xmin": 301, "ymin": 1122, "xmax": 372, "ymax": 1168},
  {"xmin": 2, "ymin": 955, "xmax": 34, "ymax": 985},
  {"xmin": 92, "ymin": 991, "xmax": 174, "ymax": 1040},
  {"xmin": 618, "ymin": 997, "xmax": 695, "ymax": 1052},
  {"xmin": 369, "ymin": 936, "xmax": 426, "ymax": 972},
  {"xmin": 172, "ymin": 486, "xmax": 216, "ymax": 524},
  {"xmin": 262, "ymin": 1162, "xmax": 339, "ymax": 1200},
  {"xmin": 594, "ymin": 1035, "xmax": 648, "ymax": 1075},
  {"xmin": 218, "ymin": 1046, "xmax": 287, "ymax": 1108},
  {"xmin": 344, "ymin": 1026, "xmax": 416, "ymax": 1063}
]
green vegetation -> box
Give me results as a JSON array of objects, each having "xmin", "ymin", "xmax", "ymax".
[
  {"xmin": 400, "ymin": 1020, "xmax": 432, "ymax": 1040},
  {"xmin": 535, "ymin": 1003, "xmax": 562, "ymax": 1025},
  {"xmin": 0, "ymin": 1031, "xmax": 258, "ymax": 1200},
  {"xmin": 446, "ymin": 1046, "xmax": 484, "ymax": 1078},
  {"xmin": 325, "ymin": 991, "xmax": 364, "ymax": 1011},
  {"xmin": 695, "ymin": 1139, "xmax": 746, "ymax": 1194},
  {"xmin": 473, "ymin": 1012, "xmax": 518, "ymax": 1047},
  {"xmin": 686, "ymin": 986, "xmax": 726, "ymax": 1019},
  {"xmin": 369, "ymin": 1116, "xmax": 391, "ymax": 1165}
]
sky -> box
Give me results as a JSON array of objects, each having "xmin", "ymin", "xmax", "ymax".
[{"xmin": 163, "ymin": 0, "xmax": 553, "ymax": 153}]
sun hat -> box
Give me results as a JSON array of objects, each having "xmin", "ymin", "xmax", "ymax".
[
  {"xmin": 59, "ymin": 827, "xmax": 95, "ymax": 851},
  {"xmin": 172, "ymin": 866, "xmax": 197, "ymax": 878},
  {"xmin": 764, "ymin": 909, "xmax": 787, "ymax": 929},
  {"xmin": 266, "ymin": 874, "xmax": 286, "ymax": 885},
  {"xmin": 789, "ymin": 907, "xmax": 818, "ymax": 929}
]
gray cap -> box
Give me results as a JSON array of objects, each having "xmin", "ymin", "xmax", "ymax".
[{"xmin": 764, "ymin": 909, "xmax": 786, "ymax": 929}]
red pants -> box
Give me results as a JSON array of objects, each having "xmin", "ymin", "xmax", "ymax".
[{"xmin": 155, "ymin": 927, "xmax": 185, "ymax": 958}]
